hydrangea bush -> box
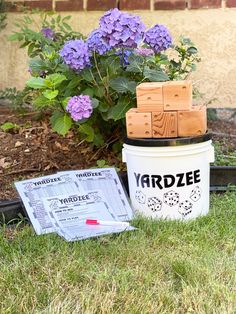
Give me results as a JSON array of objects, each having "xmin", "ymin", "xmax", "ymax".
[{"xmin": 10, "ymin": 9, "xmax": 200, "ymax": 147}]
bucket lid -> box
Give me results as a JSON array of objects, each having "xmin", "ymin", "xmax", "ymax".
[{"xmin": 124, "ymin": 133, "xmax": 212, "ymax": 147}]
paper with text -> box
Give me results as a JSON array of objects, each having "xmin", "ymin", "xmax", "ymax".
[
  {"xmin": 15, "ymin": 173, "xmax": 83, "ymax": 235},
  {"xmin": 43, "ymin": 191, "xmax": 134, "ymax": 241}
]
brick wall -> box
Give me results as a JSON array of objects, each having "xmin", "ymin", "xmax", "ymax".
[{"xmin": 5, "ymin": 0, "xmax": 236, "ymax": 12}]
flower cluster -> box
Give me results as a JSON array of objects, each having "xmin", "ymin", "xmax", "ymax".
[
  {"xmin": 66, "ymin": 95, "xmax": 93, "ymax": 121},
  {"xmin": 135, "ymin": 47, "xmax": 154, "ymax": 57},
  {"xmin": 41, "ymin": 27, "xmax": 55, "ymax": 40},
  {"xmin": 117, "ymin": 49, "xmax": 132, "ymax": 65},
  {"xmin": 87, "ymin": 29, "xmax": 110, "ymax": 55},
  {"xmin": 60, "ymin": 40, "xmax": 91, "ymax": 72},
  {"xmin": 144, "ymin": 24, "xmax": 172, "ymax": 53},
  {"xmin": 99, "ymin": 8, "xmax": 145, "ymax": 48}
]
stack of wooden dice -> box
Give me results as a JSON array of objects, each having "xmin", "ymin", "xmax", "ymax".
[{"xmin": 126, "ymin": 80, "xmax": 207, "ymax": 138}]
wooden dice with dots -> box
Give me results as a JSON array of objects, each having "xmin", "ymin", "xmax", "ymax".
[
  {"xmin": 126, "ymin": 109, "xmax": 152, "ymax": 138},
  {"xmin": 152, "ymin": 112, "xmax": 177, "ymax": 138},
  {"xmin": 163, "ymin": 80, "xmax": 192, "ymax": 111},
  {"xmin": 136, "ymin": 82, "xmax": 164, "ymax": 112},
  {"xmin": 178, "ymin": 105, "xmax": 207, "ymax": 137}
]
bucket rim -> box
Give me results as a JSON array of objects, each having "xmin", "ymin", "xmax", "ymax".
[{"xmin": 124, "ymin": 133, "xmax": 212, "ymax": 147}]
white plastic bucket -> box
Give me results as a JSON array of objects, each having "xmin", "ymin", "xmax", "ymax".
[{"xmin": 122, "ymin": 134, "xmax": 215, "ymax": 220}]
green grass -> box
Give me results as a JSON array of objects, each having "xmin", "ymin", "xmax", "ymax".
[{"xmin": 0, "ymin": 193, "xmax": 236, "ymax": 313}]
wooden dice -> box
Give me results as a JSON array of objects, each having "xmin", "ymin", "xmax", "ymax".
[
  {"xmin": 136, "ymin": 80, "xmax": 192, "ymax": 112},
  {"xmin": 152, "ymin": 112, "xmax": 177, "ymax": 138},
  {"xmin": 136, "ymin": 82, "xmax": 164, "ymax": 112},
  {"xmin": 126, "ymin": 80, "xmax": 207, "ymax": 139},
  {"xmin": 163, "ymin": 81, "xmax": 192, "ymax": 111},
  {"xmin": 126, "ymin": 109, "xmax": 152, "ymax": 138},
  {"xmin": 178, "ymin": 105, "xmax": 207, "ymax": 137}
]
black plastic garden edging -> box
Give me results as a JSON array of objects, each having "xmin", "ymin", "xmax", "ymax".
[{"xmin": 0, "ymin": 166, "xmax": 235, "ymax": 224}]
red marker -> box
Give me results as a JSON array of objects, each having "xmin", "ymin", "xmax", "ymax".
[{"xmin": 86, "ymin": 219, "xmax": 130, "ymax": 227}]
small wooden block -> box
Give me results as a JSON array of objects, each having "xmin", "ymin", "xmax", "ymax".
[
  {"xmin": 178, "ymin": 105, "xmax": 207, "ymax": 137},
  {"xmin": 152, "ymin": 112, "xmax": 177, "ymax": 138},
  {"xmin": 136, "ymin": 82, "xmax": 164, "ymax": 112},
  {"xmin": 126, "ymin": 109, "xmax": 152, "ymax": 138},
  {"xmin": 163, "ymin": 80, "xmax": 192, "ymax": 111}
]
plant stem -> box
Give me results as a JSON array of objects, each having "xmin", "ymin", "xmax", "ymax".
[{"xmin": 93, "ymin": 52, "xmax": 113, "ymax": 105}]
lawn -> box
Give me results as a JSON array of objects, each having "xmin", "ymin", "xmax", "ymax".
[{"xmin": 0, "ymin": 192, "xmax": 235, "ymax": 313}]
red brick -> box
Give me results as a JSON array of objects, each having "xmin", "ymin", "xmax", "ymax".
[
  {"xmin": 154, "ymin": 0, "xmax": 186, "ymax": 9},
  {"xmin": 224, "ymin": 0, "xmax": 235, "ymax": 6},
  {"xmin": 87, "ymin": 0, "xmax": 117, "ymax": 10},
  {"xmin": 5, "ymin": 1, "xmax": 52, "ymax": 11},
  {"xmin": 119, "ymin": 0, "xmax": 150, "ymax": 10},
  {"xmin": 55, "ymin": 0, "xmax": 83, "ymax": 11},
  {"xmin": 189, "ymin": 0, "xmax": 221, "ymax": 8},
  {"xmin": 24, "ymin": 1, "xmax": 52, "ymax": 10}
]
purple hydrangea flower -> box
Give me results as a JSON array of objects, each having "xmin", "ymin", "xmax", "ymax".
[
  {"xmin": 99, "ymin": 8, "xmax": 145, "ymax": 49},
  {"xmin": 144, "ymin": 24, "xmax": 172, "ymax": 53},
  {"xmin": 87, "ymin": 29, "xmax": 111, "ymax": 55},
  {"xmin": 116, "ymin": 49, "xmax": 132, "ymax": 65},
  {"xmin": 41, "ymin": 27, "xmax": 55, "ymax": 40},
  {"xmin": 135, "ymin": 47, "xmax": 154, "ymax": 57},
  {"xmin": 28, "ymin": 67, "xmax": 33, "ymax": 75},
  {"xmin": 66, "ymin": 95, "xmax": 93, "ymax": 121},
  {"xmin": 60, "ymin": 40, "xmax": 91, "ymax": 72}
]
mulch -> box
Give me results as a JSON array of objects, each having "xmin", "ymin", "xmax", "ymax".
[{"xmin": 0, "ymin": 108, "xmax": 235, "ymax": 200}]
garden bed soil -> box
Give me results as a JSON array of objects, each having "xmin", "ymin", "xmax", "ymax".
[{"xmin": 0, "ymin": 108, "xmax": 235, "ymax": 200}]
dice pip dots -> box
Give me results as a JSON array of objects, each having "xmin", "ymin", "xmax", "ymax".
[
  {"xmin": 135, "ymin": 190, "xmax": 146, "ymax": 204},
  {"xmin": 148, "ymin": 197, "xmax": 162, "ymax": 212},
  {"xmin": 178, "ymin": 200, "xmax": 193, "ymax": 217},
  {"xmin": 163, "ymin": 190, "xmax": 179, "ymax": 207},
  {"xmin": 190, "ymin": 186, "xmax": 201, "ymax": 202}
]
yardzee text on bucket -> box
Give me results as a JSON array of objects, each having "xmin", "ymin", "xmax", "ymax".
[{"xmin": 134, "ymin": 169, "xmax": 201, "ymax": 189}]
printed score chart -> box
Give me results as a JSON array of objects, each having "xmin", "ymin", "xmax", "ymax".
[
  {"xmin": 44, "ymin": 191, "xmax": 134, "ymax": 242},
  {"xmin": 15, "ymin": 173, "xmax": 84, "ymax": 235},
  {"xmin": 71, "ymin": 168, "xmax": 133, "ymax": 221},
  {"xmin": 15, "ymin": 168, "xmax": 134, "ymax": 240}
]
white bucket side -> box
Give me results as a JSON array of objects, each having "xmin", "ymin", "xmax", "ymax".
[
  {"xmin": 123, "ymin": 141, "xmax": 215, "ymax": 163},
  {"xmin": 123, "ymin": 140, "xmax": 214, "ymax": 220}
]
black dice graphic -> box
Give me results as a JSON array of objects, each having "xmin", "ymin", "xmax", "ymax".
[
  {"xmin": 190, "ymin": 186, "xmax": 201, "ymax": 202},
  {"xmin": 179, "ymin": 200, "xmax": 193, "ymax": 216},
  {"xmin": 135, "ymin": 190, "xmax": 146, "ymax": 204},
  {"xmin": 163, "ymin": 190, "xmax": 180, "ymax": 207},
  {"xmin": 148, "ymin": 197, "xmax": 162, "ymax": 212}
]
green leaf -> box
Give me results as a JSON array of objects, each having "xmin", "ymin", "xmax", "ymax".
[
  {"xmin": 93, "ymin": 86, "xmax": 105, "ymax": 98},
  {"xmin": 91, "ymin": 98, "xmax": 99, "ymax": 109},
  {"xmin": 62, "ymin": 97, "xmax": 70, "ymax": 110},
  {"xmin": 63, "ymin": 23, "xmax": 72, "ymax": 31},
  {"xmin": 108, "ymin": 98, "xmax": 132, "ymax": 121},
  {"xmin": 82, "ymin": 87, "xmax": 94, "ymax": 98},
  {"xmin": 45, "ymin": 74, "xmax": 67, "ymax": 88},
  {"xmin": 126, "ymin": 55, "xmax": 144, "ymax": 73},
  {"xmin": 1, "ymin": 122, "xmax": 18, "ymax": 132},
  {"xmin": 93, "ymin": 133, "xmax": 104, "ymax": 147},
  {"xmin": 8, "ymin": 33, "xmax": 23, "ymax": 41},
  {"xmin": 109, "ymin": 77, "xmax": 136, "ymax": 94},
  {"xmin": 98, "ymin": 102, "xmax": 109, "ymax": 113},
  {"xmin": 79, "ymin": 123, "xmax": 94, "ymax": 142},
  {"xmin": 96, "ymin": 160, "xmax": 107, "ymax": 167},
  {"xmin": 26, "ymin": 77, "xmax": 46, "ymax": 89},
  {"xmin": 66, "ymin": 77, "xmax": 82, "ymax": 90},
  {"xmin": 181, "ymin": 37, "xmax": 193, "ymax": 45},
  {"xmin": 80, "ymin": 68, "xmax": 94, "ymax": 82},
  {"xmin": 33, "ymin": 95, "xmax": 51, "ymax": 108},
  {"xmin": 50, "ymin": 112, "xmax": 72, "ymax": 136},
  {"xmin": 42, "ymin": 90, "xmax": 59, "ymax": 100},
  {"xmin": 187, "ymin": 47, "xmax": 198, "ymax": 55},
  {"xmin": 143, "ymin": 66, "xmax": 169, "ymax": 82},
  {"xmin": 29, "ymin": 58, "xmax": 46, "ymax": 72}
]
